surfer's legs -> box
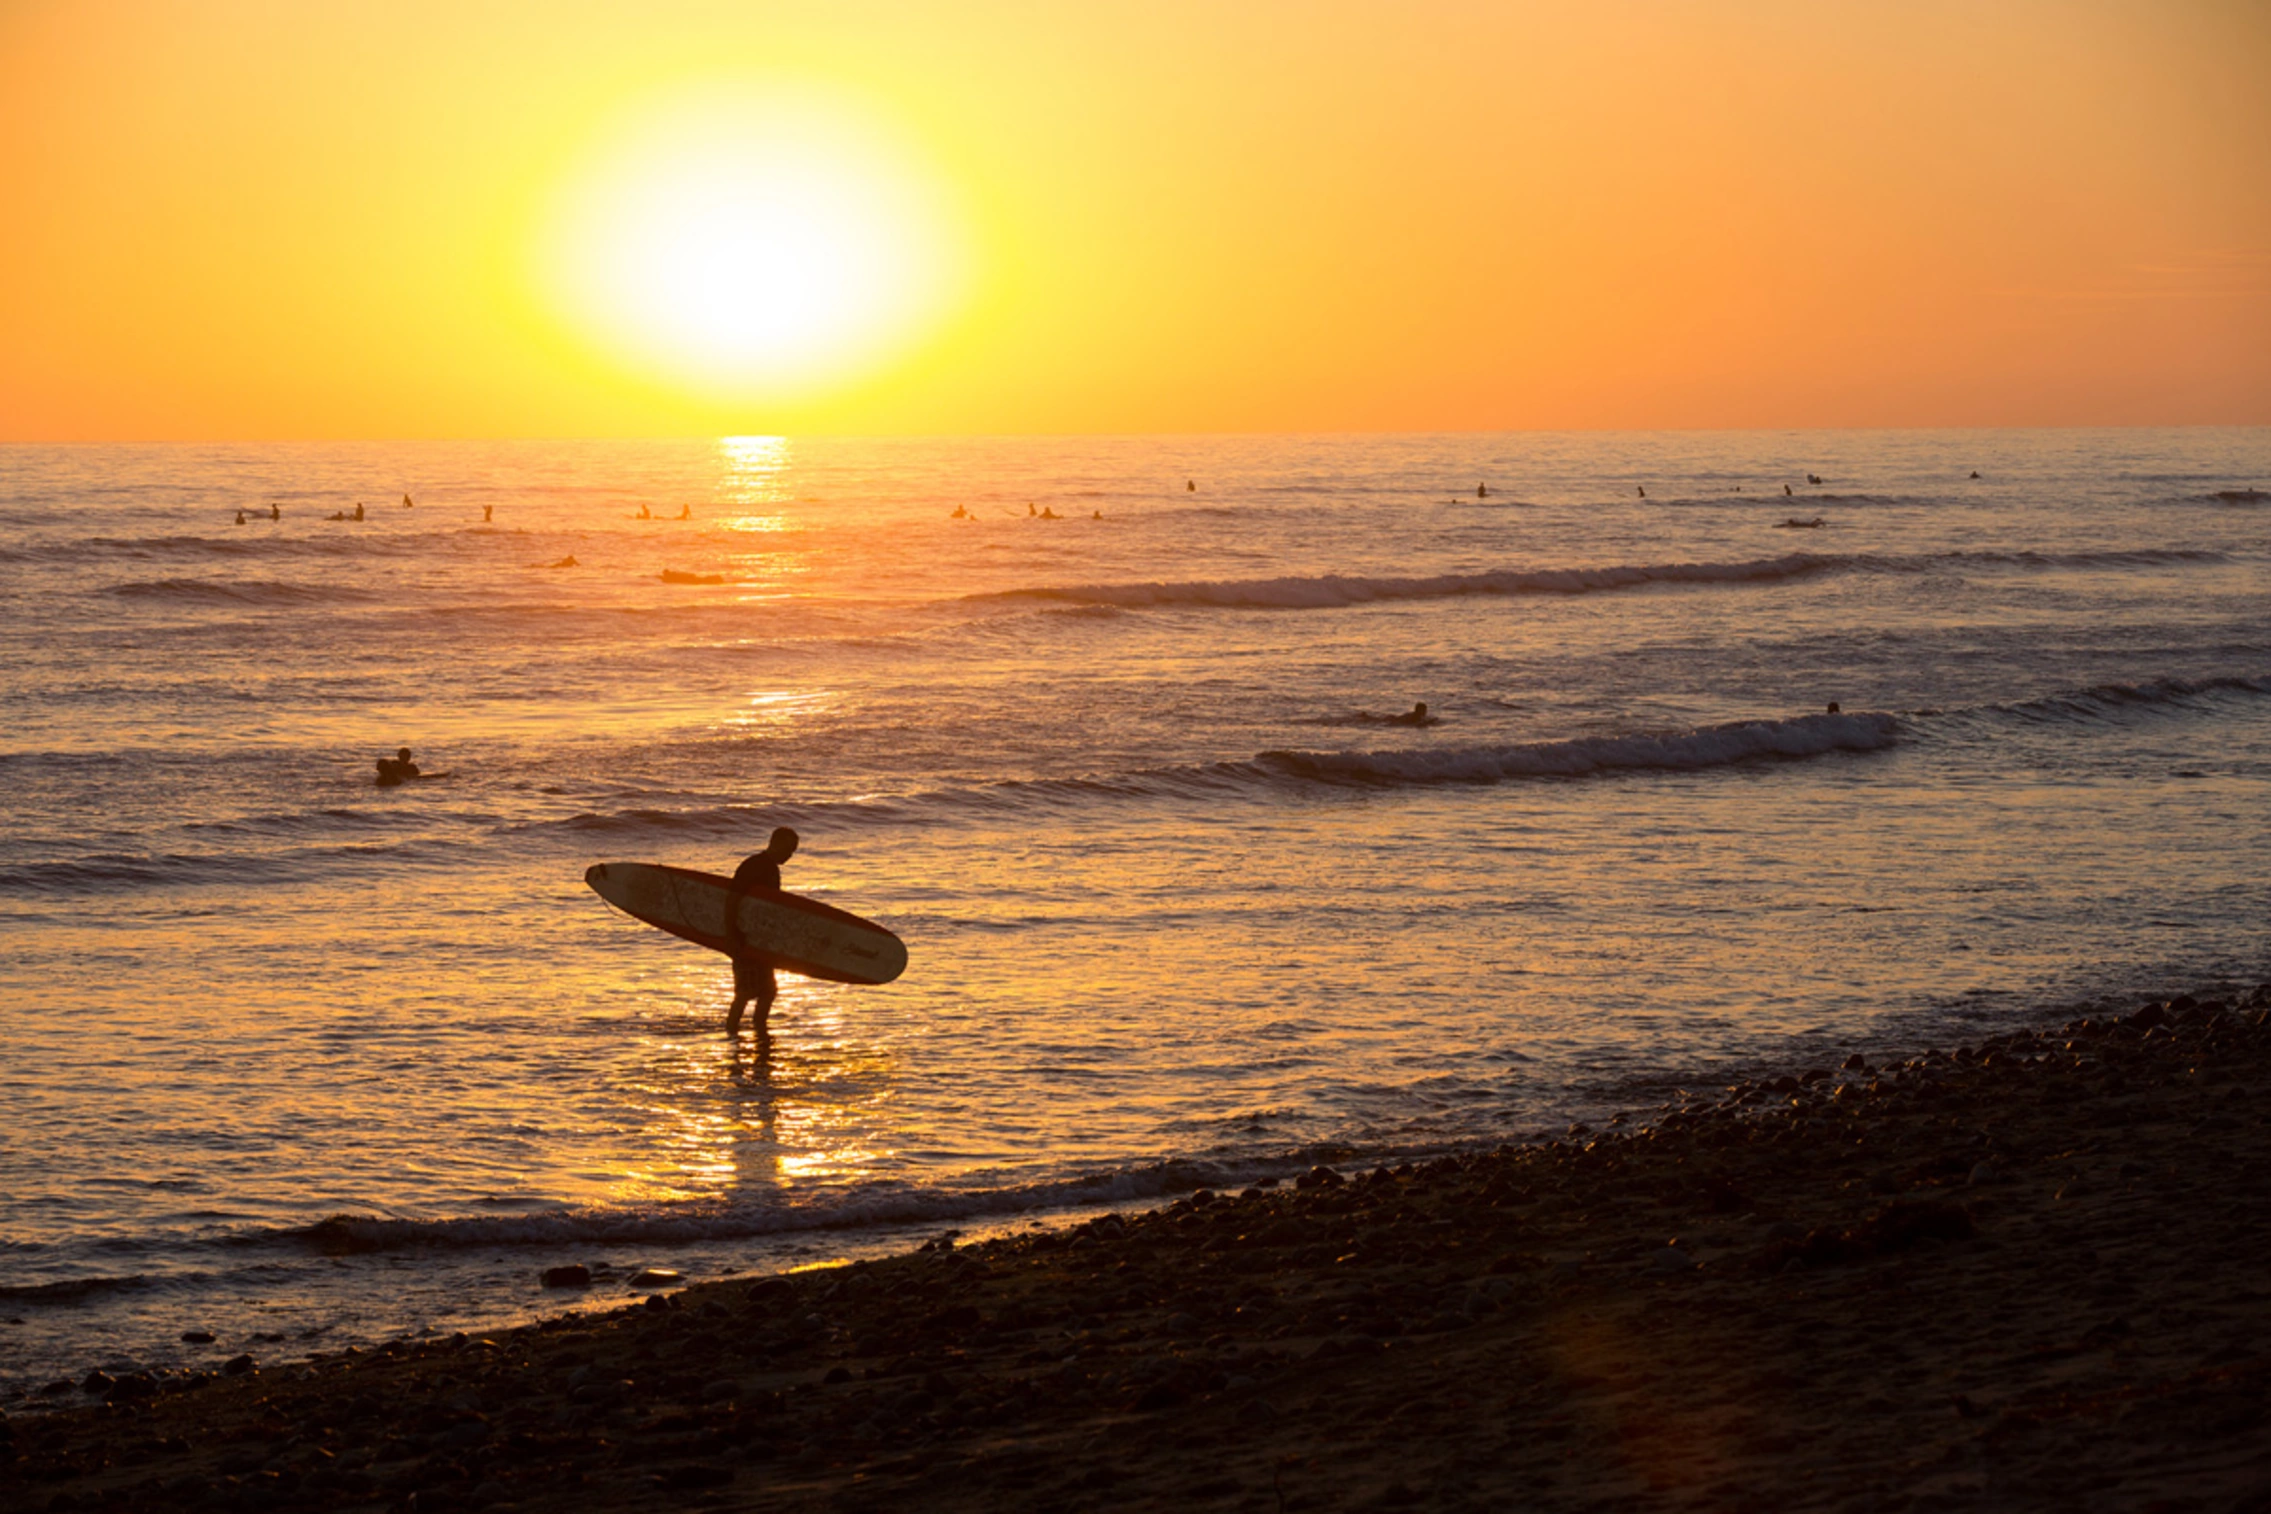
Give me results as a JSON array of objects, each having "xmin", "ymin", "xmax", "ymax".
[
  {"xmin": 728, "ymin": 955, "xmax": 776, "ymax": 1036},
  {"xmin": 728, "ymin": 953, "xmax": 760, "ymax": 1035},
  {"xmin": 754, "ymin": 965, "xmax": 778, "ymax": 1037}
]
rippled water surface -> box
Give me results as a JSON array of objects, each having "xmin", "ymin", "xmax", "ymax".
[{"xmin": 2, "ymin": 430, "xmax": 2267, "ymax": 1389}]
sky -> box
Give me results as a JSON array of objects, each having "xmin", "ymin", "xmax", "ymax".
[{"xmin": 1, "ymin": 0, "xmax": 2266, "ymax": 440}]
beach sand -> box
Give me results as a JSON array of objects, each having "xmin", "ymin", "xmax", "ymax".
[{"xmin": 8, "ymin": 985, "xmax": 2271, "ymax": 1513}]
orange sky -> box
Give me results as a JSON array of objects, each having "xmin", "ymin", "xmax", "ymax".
[{"xmin": 2, "ymin": 0, "xmax": 2266, "ymax": 440}]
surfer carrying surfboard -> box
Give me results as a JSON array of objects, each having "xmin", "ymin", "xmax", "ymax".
[{"xmin": 726, "ymin": 827, "xmax": 800, "ymax": 1037}]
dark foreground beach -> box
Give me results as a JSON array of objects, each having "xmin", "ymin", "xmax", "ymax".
[{"xmin": 9, "ymin": 985, "xmax": 2271, "ymax": 1514}]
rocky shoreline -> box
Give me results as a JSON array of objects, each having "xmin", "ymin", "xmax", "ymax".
[{"xmin": 8, "ymin": 984, "xmax": 2271, "ymax": 1512}]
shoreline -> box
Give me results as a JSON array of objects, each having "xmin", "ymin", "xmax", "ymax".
[{"xmin": 8, "ymin": 982, "xmax": 2271, "ymax": 1512}]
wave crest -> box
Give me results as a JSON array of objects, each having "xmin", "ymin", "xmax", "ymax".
[
  {"xmin": 1256, "ymin": 711, "xmax": 1901, "ymax": 785},
  {"xmin": 964, "ymin": 548, "xmax": 2223, "ymax": 614}
]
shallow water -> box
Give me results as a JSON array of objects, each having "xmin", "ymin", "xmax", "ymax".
[{"xmin": 2, "ymin": 429, "xmax": 2267, "ymax": 1390}]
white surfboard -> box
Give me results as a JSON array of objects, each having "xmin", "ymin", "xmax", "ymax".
[{"xmin": 584, "ymin": 861, "xmax": 907, "ymax": 985}]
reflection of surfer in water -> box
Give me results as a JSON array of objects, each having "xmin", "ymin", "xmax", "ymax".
[{"xmin": 727, "ymin": 827, "xmax": 800, "ymax": 1037}]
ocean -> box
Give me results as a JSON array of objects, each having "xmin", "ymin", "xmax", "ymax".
[{"xmin": 2, "ymin": 428, "xmax": 2266, "ymax": 1395}]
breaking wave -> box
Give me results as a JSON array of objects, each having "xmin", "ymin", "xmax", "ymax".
[
  {"xmin": 107, "ymin": 578, "xmax": 374, "ymax": 607},
  {"xmin": 271, "ymin": 1154, "xmax": 1350, "ymax": 1257},
  {"xmin": 1253, "ymin": 711, "xmax": 1901, "ymax": 784},
  {"xmin": 962, "ymin": 548, "xmax": 2224, "ymax": 613}
]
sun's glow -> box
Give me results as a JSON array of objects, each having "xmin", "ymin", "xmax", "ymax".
[{"xmin": 540, "ymin": 86, "xmax": 963, "ymax": 402}]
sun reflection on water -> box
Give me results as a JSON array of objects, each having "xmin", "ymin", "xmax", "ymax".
[
  {"xmin": 726, "ymin": 688, "xmax": 835, "ymax": 734},
  {"xmin": 717, "ymin": 435, "xmax": 792, "ymax": 534},
  {"xmin": 611, "ymin": 977, "xmax": 901, "ymax": 1206}
]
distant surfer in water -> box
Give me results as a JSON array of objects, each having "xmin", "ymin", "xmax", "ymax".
[
  {"xmin": 1388, "ymin": 701, "xmax": 1436, "ymax": 727},
  {"xmin": 727, "ymin": 827, "xmax": 800, "ymax": 1038},
  {"xmin": 375, "ymin": 747, "xmax": 421, "ymax": 786}
]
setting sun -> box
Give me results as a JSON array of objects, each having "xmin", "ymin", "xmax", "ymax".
[{"xmin": 538, "ymin": 84, "xmax": 963, "ymax": 404}]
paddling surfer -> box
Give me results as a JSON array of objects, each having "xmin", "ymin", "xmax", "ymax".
[
  {"xmin": 726, "ymin": 826, "xmax": 800, "ymax": 1037},
  {"xmin": 375, "ymin": 747, "xmax": 420, "ymax": 785}
]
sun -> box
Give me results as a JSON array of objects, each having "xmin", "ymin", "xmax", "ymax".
[{"xmin": 539, "ymin": 84, "xmax": 963, "ymax": 402}]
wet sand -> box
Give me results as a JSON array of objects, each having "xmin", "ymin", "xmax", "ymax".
[{"xmin": 8, "ymin": 984, "xmax": 2271, "ymax": 1513}]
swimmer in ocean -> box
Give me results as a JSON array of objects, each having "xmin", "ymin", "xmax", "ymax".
[{"xmin": 1388, "ymin": 702, "xmax": 1436, "ymax": 727}]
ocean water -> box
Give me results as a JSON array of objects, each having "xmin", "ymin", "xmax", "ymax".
[{"xmin": 2, "ymin": 429, "xmax": 2267, "ymax": 1392}]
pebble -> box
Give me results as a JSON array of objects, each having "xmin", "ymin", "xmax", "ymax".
[
  {"xmin": 541, "ymin": 1264, "xmax": 592, "ymax": 1289},
  {"xmin": 628, "ymin": 1268, "xmax": 681, "ymax": 1288},
  {"xmin": 180, "ymin": 1330, "xmax": 216, "ymax": 1344},
  {"xmin": 222, "ymin": 1354, "xmax": 257, "ymax": 1376}
]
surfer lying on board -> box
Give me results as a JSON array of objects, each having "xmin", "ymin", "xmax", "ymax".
[{"xmin": 726, "ymin": 826, "xmax": 800, "ymax": 1037}]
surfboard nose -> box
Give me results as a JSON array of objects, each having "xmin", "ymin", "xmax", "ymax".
[{"xmin": 584, "ymin": 863, "xmax": 607, "ymax": 885}]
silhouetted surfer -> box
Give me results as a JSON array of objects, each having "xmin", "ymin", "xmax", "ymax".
[
  {"xmin": 375, "ymin": 747, "xmax": 420, "ymax": 786},
  {"xmin": 727, "ymin": 827, "xmax": 800, "ymax": 1038},
  {"xmin": 1388, "ymin": 701, "xmax": 1436, "ymax": 727}
]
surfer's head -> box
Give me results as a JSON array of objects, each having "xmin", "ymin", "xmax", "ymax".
[
  {"xmin": 765, "ymin": 826, "xmax": 800, "ymax": 862},
  {"xmin": 396, "ymin": 748, "xmax": 413, "ymax": 762}
]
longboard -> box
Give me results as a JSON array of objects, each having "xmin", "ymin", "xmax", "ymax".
[{"xmin": 584, "ymin": 861, "xmax": 907, "ymax": 986}]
